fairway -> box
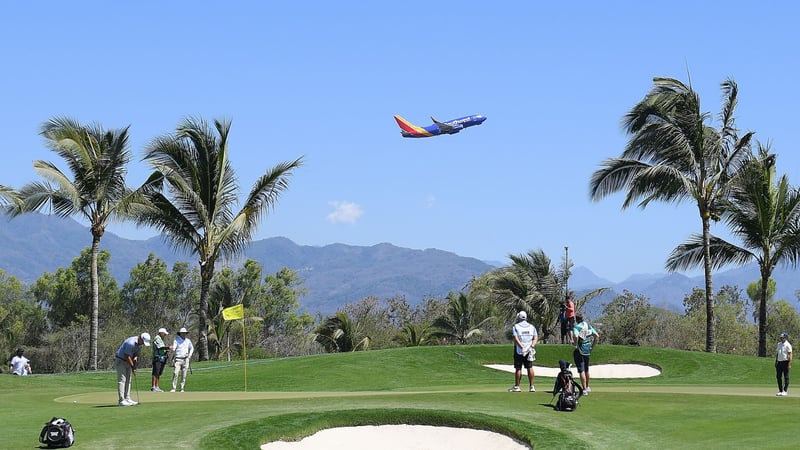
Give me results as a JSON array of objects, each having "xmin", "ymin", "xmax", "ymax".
[{"xmin": 3, "ymin": 344, "xmax": 795, "ymax": 449}]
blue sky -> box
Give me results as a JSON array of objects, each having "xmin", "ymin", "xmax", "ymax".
[{"xmin": 2, "ymin": 2, "xmax": 798, "ymax": 283}]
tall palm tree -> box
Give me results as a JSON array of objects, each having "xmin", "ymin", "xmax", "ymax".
[
  {"xmin": 136, "ymin": 117, "xmax": 303, "ymax": 360},
  {"xmin": 589, "ymin": 77, "xmax": 754, "ymax": 353},
  {"xmin": 666, "ymin": 145, "xmax": 800, "ymax": 356},
  {"xmin": 12, "ymin": 117, "xmax": 134, "ymax": 370},
  {"xmin": 431, "ymin": 292, "xmax": 494, "ymax": 344}
]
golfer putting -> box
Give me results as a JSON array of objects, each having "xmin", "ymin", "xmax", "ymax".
[{"xmin": 114, "ymin": 332, "xmax": 151, "ymax": 406}]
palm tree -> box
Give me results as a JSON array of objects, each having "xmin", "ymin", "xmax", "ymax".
[
  {"xmin": 314, "ymin": 311, "xmax": 370, "ymax": 352},
  {"xmin": 136, "ymin": 117, "xmax": 303, "ymax": 360},
  {"xmin": 589, "ymin": 77, "xmax": 754, "ymax": 353},
  {"xmin": 12, "ymin": 117, "xmax": 135, "ymax": 370},
  {"xmin": 489, "ymin": 249, "xmax": 606, "ymax": 341},
  {"xmin": 666, "ymin": 145, "xmax": 800, "ymax": 356},
  {"xmin": 431, "ymin": 291, "xmax": 494, "ymax": 344}
]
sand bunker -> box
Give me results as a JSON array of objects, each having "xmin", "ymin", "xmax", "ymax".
[
  {"xmin": 261, "ymin": 424, "xmax": 529, "ymax": 450},
  {"xmin": 484, "ymin": 363, "xmax": 661, "ymax": 378}
]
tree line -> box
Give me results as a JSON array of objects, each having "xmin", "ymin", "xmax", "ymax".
[{"xmin": 3, "ymin": 243, "xmax": 798, "ymax": 374}]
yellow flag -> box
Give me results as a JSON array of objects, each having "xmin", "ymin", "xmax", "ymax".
[{"xmin": 222, "ymin": 304, "xmax": 244, "ymax": 320}]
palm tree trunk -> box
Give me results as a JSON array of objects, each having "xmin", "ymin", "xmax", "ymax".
[
  {"xmin": 758, "ymin": 270, "xmax": 769, "ymax": 357},
  {"xmin": 702, "ymin": 216, "xmax": 717, "ymax": 353},
  {"xmin": 89, "ymin": 234, "xmax": 101, "ymax": 371},
  {"xmin": 197, "ymin": 262, "xmax": 213, "ymax": 361}
]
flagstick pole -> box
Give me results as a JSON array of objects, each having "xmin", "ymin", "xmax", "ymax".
[{"xmin": 243, "ymin": 317, "xmax": 247, "ymax": 392}]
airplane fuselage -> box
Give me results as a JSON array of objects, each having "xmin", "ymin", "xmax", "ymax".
[{"xmin": 394, "ymin": 114, "xmax": 486, "ymax": 138}]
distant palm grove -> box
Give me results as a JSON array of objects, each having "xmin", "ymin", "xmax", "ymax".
[{"xmin": 3, "ymin": 77, "xmax": 800, "ymax": 373}]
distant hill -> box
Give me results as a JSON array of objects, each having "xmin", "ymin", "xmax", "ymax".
[
  {"xmin": 0, "ymin": 213, "xmax": 493, "ymax": 314},
  {"xmin": 570, "ymin": 262, "xmax": 799, "ymax": 315},
  {"xmin": 1, "ymin": 213, "xmax": 797, "ymax": 316}
]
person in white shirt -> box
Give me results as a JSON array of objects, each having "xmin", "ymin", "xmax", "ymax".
[
  {"xmin": 171, "ymin": 327, "xmax": 195, "ymax": 392},
  {"xmin": 775, "ymin": 332, "xmax": 793, "ymax": 396},
  {"xmin": 9, "ymin": 348, "xmax": 32, "ymax": 376},
  {"xmin": 508, "ymin": 311, "xmax": 538, "ymax": 393}
]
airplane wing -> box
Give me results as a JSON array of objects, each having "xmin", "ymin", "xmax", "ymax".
[{"xmin": 430, "ymin": 117, "xmax": 462, "ymax": 134}]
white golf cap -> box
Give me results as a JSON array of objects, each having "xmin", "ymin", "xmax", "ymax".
[
  {"xmin": 158, "ymin": 327, "xmax": 169, "ymax": 335},
  {"xmin": 179, "ymin": 327, "xmax": 189, "ymax": 334},
  {"xmin": 140, "ymin": 332, "xmax": 151, "ymax": 346},
  {"xmin": 517, "ymin": 311, "xmax": 527, "ymax": 320}
]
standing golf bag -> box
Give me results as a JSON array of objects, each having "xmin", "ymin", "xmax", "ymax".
[
  {"xmin": 551, "ymin": 360, "xmax": 583, "ymax": 412},
  {"xmin": 38, "ymin": 417, "xmax": 75, "ymax": 448}
]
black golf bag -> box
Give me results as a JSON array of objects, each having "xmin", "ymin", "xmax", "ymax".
[
  {"xmin": 551, "ymin": 360, "xmax": 583, "ymax": 412},
  {"xmin": 39, "ymin": 417, "xmax": 75, "ymax": 448}
]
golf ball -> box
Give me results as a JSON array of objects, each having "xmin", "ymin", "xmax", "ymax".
[{"xmin": 73, "ymin": 401, "xmax": 76, "ymax": 404}]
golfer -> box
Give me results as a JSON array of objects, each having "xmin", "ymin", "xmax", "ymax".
[
  {"xmin": 573, "ymin": 313, "xmax": 599, "ymax": 395},
  {"xmin": 9, "ymin": 348, "xmax": 32, "ymax": 376},
  {"xmin": 508, "ymin": 311, "xmax": 538, "ymax": 393},
  {"xmin": 171, "ymin": 327, "xmax": 194, "ymax": 392},
  {"xmin": 115, "ymin": 332, "xmax": 150, "ymax": 406},
  {"xmin": 776, "ymin": 332, "xmax": 792, "ymax": 396}
]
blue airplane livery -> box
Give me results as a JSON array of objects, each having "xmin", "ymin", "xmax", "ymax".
[{"xmin": 393, "ymin": 114, "xmax": 486, "ymax": 138}]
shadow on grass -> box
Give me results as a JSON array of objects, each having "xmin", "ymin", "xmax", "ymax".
[{"xmin": 200, "ymin": 408, "xmax": 591, "ymax": 449}]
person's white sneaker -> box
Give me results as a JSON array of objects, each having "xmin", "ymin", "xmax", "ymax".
[
  {"xmin": 777, "ymin": 391, "xmax": 784, "ymax": 396},
  {"xmin": 585, "ymin": 387, "xmax": 592, "ymax": 393},
  {"xmin": 119, "ymin": 399, "xmax": 132, "ymax": 406},
  {"xmin": 125, "ymin": 398, "xmax": 138, "ymax": 405},
  {"xmin": 507, "ymin": 385, "xmax": 521, "ymax": 392},
  {"xmin": 170, "ymin": 389, "xmax": 176, "ymax": 393},
  {"xmin": 180, "ymin": 389, "xmax": 184, "ymax": 392},
  {"xmin": 529, "ymin": 385, "xmax": 536, "ymax": 392}
]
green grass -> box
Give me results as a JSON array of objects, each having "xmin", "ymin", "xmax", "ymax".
[{"xmin": 1, "ymin": 344, "xmax": 791, "ymax": 449}]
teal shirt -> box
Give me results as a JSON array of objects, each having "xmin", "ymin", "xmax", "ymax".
[
  {"xmin": 152, "ymin": 335, "xmax": 168, "ymax": 361},
  {"xmin": 573, "ymin": 321, "xmax": 597, "ymax": 356}
]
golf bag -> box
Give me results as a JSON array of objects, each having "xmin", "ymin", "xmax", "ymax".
[
  {"xmin": 38, "ymin": 417, "xmax": 75, "ymax": 448},
  {"xmin": 552, "ymin": 360, "xmax": 583, "ymax": 412}
]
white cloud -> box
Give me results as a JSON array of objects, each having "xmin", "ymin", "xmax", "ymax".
[
  {"xmin": 426, "ymin": 194, "xmax": 436, "ymax": 208},
  {"xmin": 326, "ymin": 201, "xmax": 364, "ymax": 224}
]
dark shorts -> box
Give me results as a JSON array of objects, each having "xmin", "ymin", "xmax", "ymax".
[
  {"xmin": 513, "ymin": 351, "xmax": 533, "ymax": 370},
  {"xmin": 573, "ymin": 349, "xmax": 590, "ymax": 374},
  {"xmin": 152, "ymin": 359, "xmax": 166, "ymax": 377}
]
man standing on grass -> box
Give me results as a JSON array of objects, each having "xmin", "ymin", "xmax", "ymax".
[
  {"xmin": 508, "ymin": 311, "xmax": 538, "ymax": 393},
  {"xmin": 573, "ymin": 313, "xmax": 599, "ymax": 395},
  {"xmin": 115, "ymin": 332, "xmax": 150, "ymax": 406},
  {"xmin": 171, "ymin": 327, "xmax": 194, "ymax": 392},
  {"xmin": 776, "ymin": 332, "xmax": 792, "ymax": 397},
  {"xmin": 151, "ymin": 328, "xmax": 170, "ymax": 392}
]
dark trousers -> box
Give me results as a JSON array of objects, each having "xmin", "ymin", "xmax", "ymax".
[{"xmin": 776, "ymin": 360, "xmax": 790, "ymax": 392}]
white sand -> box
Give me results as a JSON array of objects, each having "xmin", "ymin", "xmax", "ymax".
[
  {"xmin": 484, "ymin": 363, "xmax": 661, "ymax": 378},
  {"xmin": 260, "ymin": 364, "xmax": 659, "ymax": 450},
  {"xmin": 261, "ymin": 424, "xmax": 529, "ymax": 450}
]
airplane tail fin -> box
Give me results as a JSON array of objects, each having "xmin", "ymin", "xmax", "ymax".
[
  {"xmin": 394, "ymin": 115, "xmax": 432, "ymax": 137},
  {"xmin": 394, "ymin": 115, "xmax": 418, "ymax": 134}
]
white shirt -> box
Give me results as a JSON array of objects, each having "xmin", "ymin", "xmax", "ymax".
[
  {"xmin": 173, "ymin": 336, "xmax": 194, "ymax": 359},
  {"xmin": 777, "ymin": 340, "xmax": 792, "ymax": 362},
  {"xmin": 10, "ymin": 355, "xmax": 30, "ymax": 375}
]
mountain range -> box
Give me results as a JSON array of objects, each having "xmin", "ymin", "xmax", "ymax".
[{"xmin": 0, "ymin": 213, "xmax": 797, "ymax": 314}]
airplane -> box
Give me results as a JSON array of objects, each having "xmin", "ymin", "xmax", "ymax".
[{"xmin": 393, "ymin": 114, "xmax": 486, "ymax": 138}]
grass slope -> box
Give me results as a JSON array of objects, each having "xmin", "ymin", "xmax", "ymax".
[{"xmin": 1, "ymin": 344, "xmax": 791, "ymax": 449}]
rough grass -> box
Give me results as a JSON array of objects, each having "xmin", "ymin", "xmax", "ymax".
[{"xmin": 1, "ymin": 344, "xmax": 792, "ymax": 449}]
